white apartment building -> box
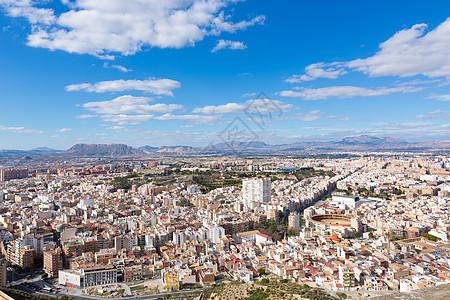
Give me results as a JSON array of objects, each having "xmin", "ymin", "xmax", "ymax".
[
  {"xmin": 288, "ymin": 212, "xmax": 300, "ymax": 232},
  {"xmin": 59, "ymin": 266, "xmax": 117, "ymax": 289},
  {"xmin": 242, "ymin": 178, "xmax": 271, "ymax": 209}
]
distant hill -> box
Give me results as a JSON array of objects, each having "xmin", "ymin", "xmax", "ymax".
[
  {"xmin": 335, "ymin": 135, "xmax": 408, "ymax": 146},
  {"xmin": 62, "ymin": 136, "xmax": 450, "ymax": 157},
  {"xmin": 209, "ymin": 135, "xmax": 412, "ymax": 153},
  {"xmin": 3, "ymin": 135, "xmax": 449, "ymax": 159},
  {"xmin": 31, "ymin": 147, "xmax": 60, "ymax": 152},
  {"xmin": 138, "ymin": 145, "xmax": 159, "ymax": 153},
  {"xmin": 65, "ymin": 144, "xmax": 137, "ymax": 157},
  {"xmin": 210, "ymin": 141, "xmax": 271, "ymax": 151},
  {"xmin": 412, "ymin": 140, "xmax": 450, "ymax": 150}
]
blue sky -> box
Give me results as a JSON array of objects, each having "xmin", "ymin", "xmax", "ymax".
[{"xmin": 0, "ymin": 0, "xmax": 449, "ymax": 150}]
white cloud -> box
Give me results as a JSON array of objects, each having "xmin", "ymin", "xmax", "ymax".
[
  {"xmin": 328, "ymin": 115, "xmax": 351, "ymax": 121},
  {"xmin": 427, "ymin": 94, "xmax": 450, "ymax": 101},
  {"xmin": 76, "ymin": 114, "xmax": 97, "ymax": 119},
  {"xmin": 103, "ymin": 62, "xmax": 132, "ymax": 72},
  {"xmin": 0, "ymin": 125, "xmax": 43, "ymax": 134},
  {"xmin": 105, "ymin": 127, "xmax": 219, "ymax": 145},
  {"xmin": 106, "ymin": 126, "xmax": 125, "ymax": 130},
  {"xmin": 83, "ymin": 95, "xmax": 183, "ymax": 114},
  {"xmin": 416, "ymin": 110, "xmax": 450, "ymax": 119},
  {"xmin": 79, "ymin": 95, "xmax": 183, "ymax": 125},
  {"xmin": 287, "ymin": 18, "xmax": 450, "ymax": 82},
  {"xmin": 193, "ymin": 102, "xmax": 245, "ymax": 114},
  {"xmin": 155, "ymin": 113, "xmax": 215, "ymax": 124},
  {"xmin": 100, "ymin": 114, "xmax": 154, "ymax": 125},
  {"xmin": 211, "ymin": 39, "xmax": 246, "ymax": 52},
  {"xmin": 371, "ymin": 122, "xmax": 450, "ymax": 140},
  {"xmin": 111, "ymin": 65, "xmax": 132, "ymax": 72},
  {"xmin": 56, "ymin": 128, "xmax": 72, "ymax": 133},
  {"xmin": 0, "ymin": 0, "xmax": 56, "ymax": 25},
  {"xmin": 242, "ymin": 92, "xmax": 256, "ymax": 98},
  {"xmin": 396, "ymin": 79, "xmax": 442, "ymax": 86},
  {"xmin": 279, "ymin": 85, "xmax": 421, "ymax": 100},
  {"xmin": 297, "ymin": 110, "xmax": 324, "ymax": 121},
  {"xmin": 193, "ymin": 99, "xmax": 293, "ymax": 114},
  {"xmin": 286, "ymin": 62, "xmax": 347, "ymax": 83},
  {"xmin": 212, "ymin": 15, "xmax": 265, "ymax": 34},
  {"xmin": 1, "ymin": 0, "xmax": 264, "ymax": 56},
  {"xmin": 347, "ymin": 19, "xmax": 450, "ymax": 78},
  {"xmin": 66, "ymin": 78, "xmax": 180, "ymax": 96}
]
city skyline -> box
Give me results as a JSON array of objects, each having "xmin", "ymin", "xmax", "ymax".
[{"xmin": 1, "ymin": 0, "xmax": 450, "ymax": 150}]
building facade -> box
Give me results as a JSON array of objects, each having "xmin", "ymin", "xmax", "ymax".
[
  {"xmin": 44, "ymin": 248, "xmax": 63, "ymax": 278},
  {"xmin": 242, "ymin": 178, "xmax": 271, "ymax": 209},
  {"xmin": 59, "ymin": 266, "xmax": 117, "ymax": 289},
  {"xmin": 0, "ymin": 168, "xmax": 28, "ymax": 182}
]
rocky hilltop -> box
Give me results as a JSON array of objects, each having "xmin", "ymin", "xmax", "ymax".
[
  {"xmin": 335, "ymin": 135, "xmax": 408, "ymax": 146},
  {"xmin": 65, "ymin": 144, "xmax": 137, "ymax": 157},
  {"xmin": 3, "ymin": 135, "xmax": 449, "ymax": 159}
]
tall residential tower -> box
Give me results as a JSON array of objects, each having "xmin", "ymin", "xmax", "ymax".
[{"xmin": 242, "ymin": 178, "xmax": 271, "ymax": 210}]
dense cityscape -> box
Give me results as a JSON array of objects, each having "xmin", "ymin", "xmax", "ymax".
[{"xmin": 0, "ymin": 150, "xmax": 447, "ymax": 299}]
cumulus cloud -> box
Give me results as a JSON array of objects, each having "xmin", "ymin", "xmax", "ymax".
[
  {"xmin": 0, "ymin": 0, "xmax": 264, "ymax": 57},
  {"xmin": 242, "ymin": 92, "xmax": 256, "ymax": 98},
  {"xmin": 286, "ymin": 63, "xmax": 347, "ymax": 83},
  {"xmin": 193, "ymin": 102, "xmax": 245, "ymax": 114},
  {"xmin": 106, "ymin": 126, "xmax": 125, "ymax": 131},
  {"xmin": 193, "ymin": 99, "xmax": 293, "ymax": 114},
  {"xmin": 100, "ymin": 114, "xmax": 154, "ymax": 125},
  {"xmin": 56, "ymin": 128, "xmax": 72, "ymax": 133},
  {"xmin": 155, "ymin": 113, "xmax": 216, "ymax": 124},
  {"xmin": 347, "ymin": 20, "xmax": 450, "ymax": 78},
  {"xmin": 65, "ymin": 78, "xmax": 180, "ymax": 96},
  {"xmin": 75, "ymin": 114, "xmax": 97, "ymax": 119},
  {"xmin": 279, "ymin": 85, "xmax": 421, "ymax": 100},
  {"xmin": 0, "ymin": 125, "xmax": 43, "ymax": 134},
  {"xmin": 427, "ymin": 94, "xmax": 450, "ymax": 101},
  {"xmin": 211, "ymin": 39, "xmax": 247, "ymax": 52},
  {"xmin": 79, "ymin": 95, "xmax": 183, "ymax": 125},
  {"xmin": 0, "ymin": 0, "xmax": 56, "ymax": 25},
  {"xmin": 103, "ymin": 62, "xmax": 132, "ymax": 72},
  {"xmin": 416, "ymin": 110, "xmax": 450, "ymax": 119},
  {"xmin": 83, "ymin": 95, "xmax": 183, "ymax": 115},
  {"xmin": 297, "ymin": 110, "xmax": 324, "ymax": 121},
  {"xmin": 287, "ymin": 18, "xmax": 450, "ymax": 82},
  {"xmin": 371, "ymin": 122, "xmax": 450, "ymax": 140},
  {"xmin": 328, "ymin": 115, "xmax": 351, "ymax": 121}
]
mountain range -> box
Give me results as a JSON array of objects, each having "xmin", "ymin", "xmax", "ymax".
[{"xmin": 1, "ymin": 135, "xmax": 449, "ymax": 158}]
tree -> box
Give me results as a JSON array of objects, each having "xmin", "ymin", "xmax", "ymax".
[
  {"xmin": 421, "ymin": 233, "xmax": 441, "ymax": 242},
  {"xmin": 41, "ymin": 272, "xmax": 49, "ymax": 279},
  {"xmin": 368, "ymin": 232, "xmax": 374, "ymax": 239},
  {"xmin": 336, "ymin": 292, "xmax": 348, "ymax": 299},
  {"xmin": 258, "ymin": 268, "xmax": 266, "ymax": 275}
]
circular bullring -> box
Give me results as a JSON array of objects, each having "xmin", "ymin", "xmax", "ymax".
[{"xmin": 309, "ymin": 214, "xmax": 351, "ymax": 227}]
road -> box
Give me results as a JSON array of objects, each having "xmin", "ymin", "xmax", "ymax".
[{"xmin": 7, "ymin": 270, "xmax": 205, "ymax": 300}]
